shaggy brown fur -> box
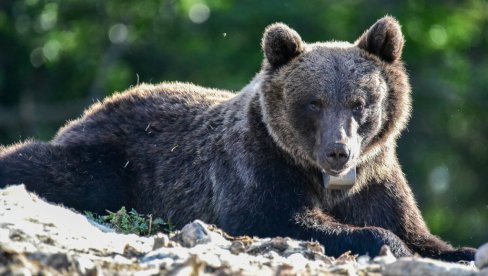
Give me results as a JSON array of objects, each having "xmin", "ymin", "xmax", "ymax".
[{"xmin": 0, "ymin": 16, "xmax": 475, "ymax": 261}]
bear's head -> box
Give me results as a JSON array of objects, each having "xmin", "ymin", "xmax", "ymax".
[{"xmin": 259, "ymin": 16, "xmax": 411, "ymax": 177}]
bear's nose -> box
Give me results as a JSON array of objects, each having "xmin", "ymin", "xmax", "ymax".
[{"xmin": 324, "ymin": 143, "xmax": 350, "ymax": 169}]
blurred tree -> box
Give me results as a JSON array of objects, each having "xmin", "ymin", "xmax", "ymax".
[{"xmin": 0, "ymin": 0, "xmax": 486, "ymax": 246}]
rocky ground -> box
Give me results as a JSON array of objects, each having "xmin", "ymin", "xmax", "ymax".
[{"xmin": 1, "ymin": 185, "xmax": 487, "ymax": 275}]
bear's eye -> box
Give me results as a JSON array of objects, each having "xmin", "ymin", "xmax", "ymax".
[
  {"xmin": 308, "ymin": 100, "xmax": 322, "ymax": 112},
  {"xmin": 352, "ymin": 101, "xmax": 365, "ymax": 112}
]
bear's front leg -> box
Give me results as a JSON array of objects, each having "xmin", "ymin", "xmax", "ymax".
[
  {"xmin": 401, "ymin": 231, "xmax": 476, "ymax": 262},
  {"xmin": 294, "ymin": 208, "xmax": 413, "ymax": 258},
  {"xmin": 334, "ymin": 179, "xmax": 476, "ymax": 262},
  {"xmin": 384, "ymin": 191, "xmax": 477, "ymax": 262}
]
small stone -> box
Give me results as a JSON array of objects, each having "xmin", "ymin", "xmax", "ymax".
[
  {"xmin": 167, "ymin": 240, "xmax": 179, "ymax": 248},
  {"xmin": 305, "ymin": 241, "xmax": 325, "ymax": 255},
  {"xmin": 373, "ymin": 245, "xmax": 396, "ymax": 265},
  {"xmin": 476, "ymin": 242, "xmax": 488, "ymax": 269},
  {"xmin": 313, "ymin": 253, "xmax": 335, "ymax": 265},
  {"xmin": 43, "ymin": 253, "xmax": 71, "ymax": 270},
  {"xmin": 180, "ymin": 220, "xmax": 230, "ymax": 248},
  {"xmin": 195, "ymin": 251, "xmax": 222, "ymax": 268},
  {"xmin": 357, "ymin": 255, "xmax": 371, "ymax": 265},
  {"xmin": 379, "ymin": 245, "xmax": 392, "ymax": 256},
  {"xmin": 75, "ymin": 256, "xmax": 96, "ymax": 275},
  {"xmin": 270, "ymin": 237, "xmax": 289, "ymax": 252},
  {"xmin": 329, "ymin": 263, "xmax": 357, "ymax": 275},
  {"xmin": 384, "ymin": 257, "xmax": 478, "ymax": 276},
  {"xmin": 112, "ymin": 254, "xmax": 133, "ymax": 265},
  {"xmin": 335, "ymin": 251, "xmax": 357, "ymax": 264},
  {"xmin": 264, "ymin": 250, "xmax": 281, "ymax": 260},
  {"xmin": 168, "ymin": 255, "xmax": 204, "ymax": 276},
  {"xmin": 275, "ymin": 263, "xmax": 294, "ymax": 275},
  {"xmin": 180, "ymin": 220, "xmax": 211, "ymax": 247},
  {"xmin": 286, "ymin": 253, "xmax": 308, "ymax": 270},
  {"xmin": 158, "ymin": 257, "xmax": 175, "ymax": 269},
  {"xmin": 229, "ymin": 241, "xmax": 246, "ymax": 254},
  {"xmin": 123, "ymin": 244, "xmax": 143, "ymax": 258},
  {"xmin": 153, "ymin": 233, "xmax": 170, "ymax": 250},
  {"xmin": 9, "ymin": 229, "xmax": 27, "ymax": 242}
]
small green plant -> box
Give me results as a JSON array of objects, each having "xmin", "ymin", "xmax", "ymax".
[{"xmin": 85, "ymin": 207, "xmax": 174, "ymax": 236}]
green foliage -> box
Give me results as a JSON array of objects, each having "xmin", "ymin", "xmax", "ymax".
[
  {"xmin": 85, "ymin": 207, "xmax": 174, "ymax": 236},
  {"xmin": 0, "ymin": 0, "xmax": 486, "ymax": 246}
]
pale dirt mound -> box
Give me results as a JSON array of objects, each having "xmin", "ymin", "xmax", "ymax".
[{"xmin": 1, "ymin": 185, "xmax": 485, "ymax": 275}]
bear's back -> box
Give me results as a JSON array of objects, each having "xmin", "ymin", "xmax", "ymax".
[{"xmin": 52, "ymin": 82, "xmax": 235, "ymax": 146}]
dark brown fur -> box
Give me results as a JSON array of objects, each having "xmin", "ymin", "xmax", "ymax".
[{"xmin": 0, "ymin": 16, "xmax": 475, "ymax": 261}]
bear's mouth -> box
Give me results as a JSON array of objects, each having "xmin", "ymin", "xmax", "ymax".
[
  {"xmin": 320, "ymin": 161, "xmax": 355, "ymax": 177},
  {"xmin": 321, "ymin": 167, "xmax": 357, "ymax": 190},
  {"xmin": 325, "ymin": 168, "xmax": 350, "ymax": 177}
]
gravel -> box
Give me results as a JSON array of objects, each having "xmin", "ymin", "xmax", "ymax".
[{"xmin": 0, "ymin": 184, "xmax": 483, "ymax": 275}]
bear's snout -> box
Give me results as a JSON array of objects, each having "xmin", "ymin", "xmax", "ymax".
[{"xmin": 324, "ymin": 142, "xmax": 351, "ymax": 172}]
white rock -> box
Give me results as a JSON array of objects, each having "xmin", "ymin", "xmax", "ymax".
[
  {"xmin": 286, "ymin": 253, "xmax": 308, "ymax": 271},
  {"xmin": 181, "ymin": 220, "xmax": 211, "ymax": 247},
  {"xmin": 112, "ymin": 254, "xmax": 132, "ymax": 264},
  {"xmin": 476, "ymin": 242, "xmax": 488, "ymax": 269},
  {"xmin": 158, "ymin": 257, "xmax": 175, "ymax": 269},
  {"xmin": 373, "ymin": 246, "xmax": 397, "ymax": 265},
  {"xmin": 264, "ymin": 250, "xmax": 281, "ymax": 260},
  {"xmin": 384, "ymin": 257, "xmax": 478, "ymax": 276},
  {"xmin": 357, "ymin": 255, "xmax": 371, "ymax": 265},
  {"xmin": 180, "ymin": 220, "xmax": 230, "ymax": 248},
  {"xmin": 75, "ymin": 256, "xmax": 96, "ymax": 274},
  {"xmin": 141, "ymin": 247, "xmax": 190, "ymax": 263},
  {"xmin": 152, "ymin": 233, "xmax": 170, "ymax": 250},
  {"xmin": 194, "ymin": 251, "xmax": 222, "ymax": 268}
]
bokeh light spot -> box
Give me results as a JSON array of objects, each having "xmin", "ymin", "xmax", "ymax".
[
  {"xmin": 429, "ymin": 25, "xmax": 448, "ymax": 48},
  {"xmin": 40, "ymin": 3, "xmax": 58, "ymax": 31},
  {"xmin": 188, "ymin": 3, "xmax": 210, "ymax": 24},
  {"xmin": 30, "ymin": 47, "xmax": 44, "ymax": 67},
  {"xmin": 42, "ymin": 40, "xmax": 61, "ymax": 62},
  {"xmin": 429, "ymin": 165, "xmax": 450, "ymax": 194},
  {"xmin": 108, "ymin": 23, "xmax": 128, "ymax": 44}
]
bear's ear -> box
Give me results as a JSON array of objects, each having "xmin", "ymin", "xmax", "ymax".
[
  {"xmin": 262, "ymin": 23, "xmax": 304, "ymax": 68},
  {"xmin": 355, "ymin": 16, "xmax": 404, "ymax": 63}
]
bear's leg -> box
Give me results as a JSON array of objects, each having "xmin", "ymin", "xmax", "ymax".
[
  {"xmin": 293, "ymin": 208, "xmax": 413, "ymax": 258},
  {"xmin": 335, "ymin": 180, "xmax": 476, "ymax": 262},
  {"xmin": 380, "ymin": 193, "xmax": 477, "ymax": 262},
  {"xmin": 221, "ymin": 204, "xmax": 412, "ymax": 258},
  {"xmin": 392, "ymin": 212, "xmax": 476, "ymax": 262},
  {"xmin": 405, "ymin": 235, "xmax": 477, "ymax": 262},
  {"xmin": 0, "ymin": 140, "xmax": 134, "ymax": 213}
]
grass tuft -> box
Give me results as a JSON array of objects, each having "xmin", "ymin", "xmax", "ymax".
[{"xmin": 85, "ymin": 207, "xmax": 174, "ymax": 236}]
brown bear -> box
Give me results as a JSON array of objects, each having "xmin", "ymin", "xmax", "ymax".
[{"xmin": 0, "ymin": 16, "xmax": 476, "ymax": 261}]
